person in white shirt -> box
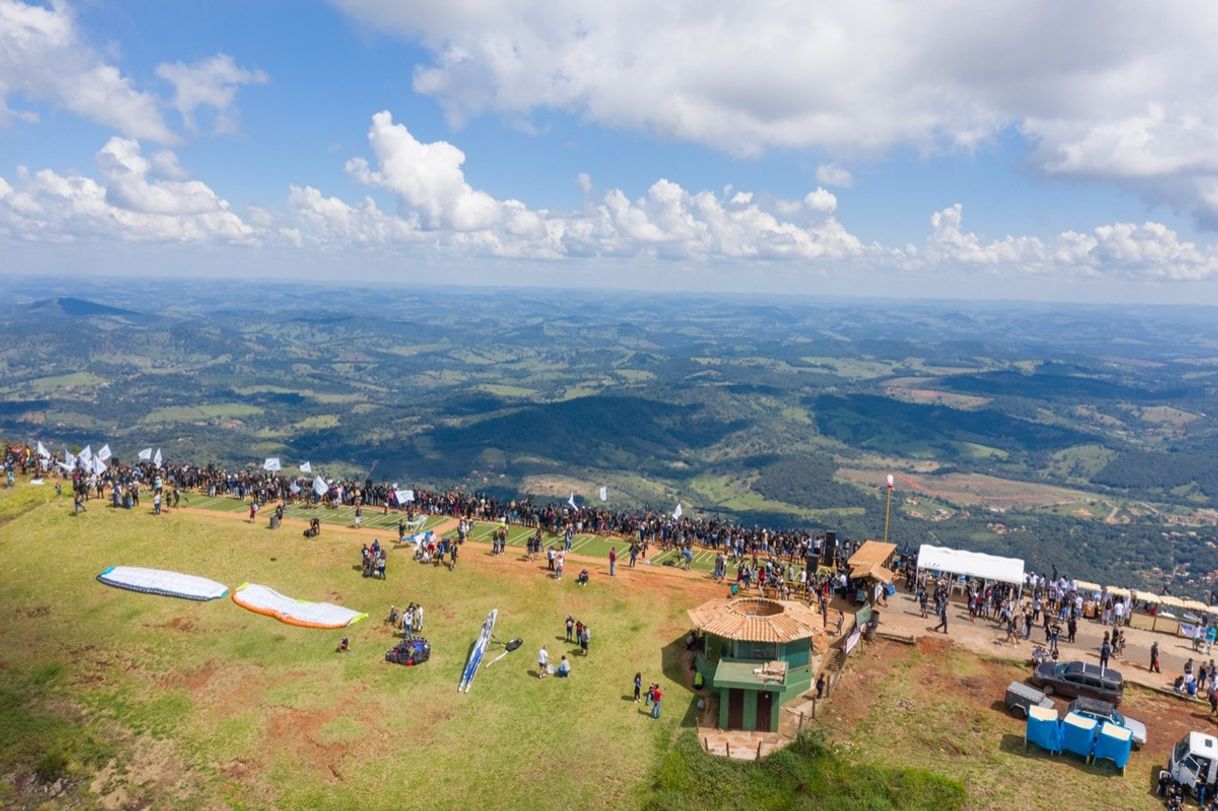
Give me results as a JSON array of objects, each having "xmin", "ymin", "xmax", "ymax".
[{"xmin": 538, "ymin": 646, "xmax": 549, "ymax": 678}]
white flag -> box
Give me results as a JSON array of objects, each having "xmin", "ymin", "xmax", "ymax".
[
  {"xmin": 79, "ymin": 445, "xmax": 92, "ymax": 463},
  {"xmin": 598, "ymin": 486, "xmax": 608, "ymax": 502},
  {"xmin": 153, "ymin": 449, "xmax": 162, "ymax": 466},
  {"xmin": 886, "ymin": 473, "xmax": 895, "ymax": 491},
  {"xmin": 92, "ymin": 458, "xmax": 106, "ymax": 475},
  {"xmin": 63, "ymin": 449, "xmax": 74, "ymax": 468},
  {"xmin": 313, "ymin": 475, "xmax": 328, "ymax": 496},
  {"xmin": 263, "ymin": 457, "xmax": 281, "ymax": 472},
  {"xmin": 673, "ymin": 502, "xmax": 683, "ymax": 519},
  {"xmin": 299, "ymin": 461, "xmax": 312, "ymax": 473},
  {"xmin": 289, "ymin": 482, "xmax": 301, "ymax": 495},
  {"xmin": 568, "ymin": 492, "xmax": 578, "ymax": 509},
  {"xmin": 97, "ymin": 444, "xmax": 112, "ymax": 462},
  {"xmin": 395, "ymin": 488, "xmax": 415, "ymax": 504},
  {"xmin": 36, "ymin": 441, "xmax": 50, "ymax": 459},
  {"xmin": 138, "ymin": 448, "xmax": 152, "ymax": 461}
]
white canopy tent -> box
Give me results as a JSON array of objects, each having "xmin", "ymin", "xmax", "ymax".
[{"xmin": 916, "ymin": 544, "xmax": 1025, "ymax": 590}]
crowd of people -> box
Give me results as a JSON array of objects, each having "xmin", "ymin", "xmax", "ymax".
[
  {"xmin": 2, "ymin": 442, "xmax": 854, "ymax": 570},
  {"xmin": 3, "ymin": 442, "xmax": 902, "ymax": 607}
]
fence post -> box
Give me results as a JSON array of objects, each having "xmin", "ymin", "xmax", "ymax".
[
  {"xmin": 726, "ymin": 741, "xmax": 731, "ymax": 758},
  {"xmin": 757, "ymin": 741, "xmax": 763, "ymax": 759}
]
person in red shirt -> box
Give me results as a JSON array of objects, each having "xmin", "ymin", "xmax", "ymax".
[
  {"xmin": 650, "ymin": 685, "xmax": 662, "ymax": 719},
  {"xmin": 609, "ymin": 547, "xmax": 617, "ymax": 576}
]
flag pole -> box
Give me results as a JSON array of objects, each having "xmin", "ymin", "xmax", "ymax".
[{"xmin": 883, "ymin": 474, "xmax": 894, "ymax": 544}]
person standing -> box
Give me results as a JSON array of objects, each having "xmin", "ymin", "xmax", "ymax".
[
  {"xmin": 538, "ymin": 646, "xmax": 549, "ymax": 678},
  {"xmin": 1150, "ymin": 640, "xmax": 1161, "ymax": 673},
  {"xmin": 633, "ymin": 672, "xmax": 642, "ymax": 703},
  {"xmin": 815, "ymin": 672, "xmax": 826, "ymax": 699},
  {"xmin": 651, "ymin": 685, "xmax": 663, "ymax": 719},
  {"xmin": 1099, "ymin": 638, "xmax": 1112, "ymax": 670},
  {"xmin": 609, "ymin": 547, "xmax": 617, "ymax": 576},
  {"xmin": 579, "ymin": 624, "xmax": 590, "ymax": 656},
  {"xmin": 935, "ymin": 599, "xmax": 949, "ymax": 634},
  {"xmin": 565, "ymin": 615, "xmax": 575, "ymax": 642},
  {"xmin": 153, "ymin": 491, "xmax": 162, "ymax": 516},
  {"xmin": 354, "ymin": 503, "xmax": 363, "ymax": 528}
]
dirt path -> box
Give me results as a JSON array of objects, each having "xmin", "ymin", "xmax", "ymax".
[{"xmin": 879, "ymin": 588, "xmax": 1207, "ymax": 700}]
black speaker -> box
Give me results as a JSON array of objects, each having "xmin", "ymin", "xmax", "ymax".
[{"xmin": 822, "ymin": 532, "xmax": 837, "ymax": 566}]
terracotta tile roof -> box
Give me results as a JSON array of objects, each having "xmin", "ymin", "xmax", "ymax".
[{"xmin": 687, "ymin": 597, "xmax": 820, "ymax": 643}]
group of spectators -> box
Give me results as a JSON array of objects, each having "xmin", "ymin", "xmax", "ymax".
[
  {"xmin": 360, "ymin": 540, "xmax": 387, "ymax": 579},
  {"xmin": 5, "ymin": 442, "xmax": 924, "ymax": 612},
  {"xmin": 4, "ymin": 440, "xmax": 853, "ymax": 563}
]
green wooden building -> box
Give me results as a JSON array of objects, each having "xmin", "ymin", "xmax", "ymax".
[{"xmin": 687, "ymin": 597, "xmax": 819, "ymax": 733}]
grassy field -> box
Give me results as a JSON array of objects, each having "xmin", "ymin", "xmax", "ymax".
[
  {"xmin": 140, "ymin": 403, "xmax": 265, "ymax": 424},
  {"xmin": 838, "ymin": 468, "xmax": 1100, "ymax": 512},
  {"xmin": 0, "ymin": 483, "xmax": 723, "ymax": 809},
  {"xmin": 185, "ymin": 494, "xmax": 731, "ymax": 574},
  {"xmin": 0, "ymin": 480, "xmax": 975, "ymax": 810}
]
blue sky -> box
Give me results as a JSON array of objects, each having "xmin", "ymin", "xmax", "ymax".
[{"xmin": 3, "ymin": 0, "xmax": 1218, "ymax": 303}]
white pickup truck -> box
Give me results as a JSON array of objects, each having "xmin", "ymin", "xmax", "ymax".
[{"xmin": 1163, "ymin": 732, "xmax": 1218, "ymax": 796}]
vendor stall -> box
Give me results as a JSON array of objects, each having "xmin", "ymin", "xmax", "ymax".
[
  {"xmin": 1075, "ymin": 581, "xmax": 1102, "ymax": 618},
  {"xmin": 847, "ymin": 540, "xmax": 897, "ymax": 604},
  {"xmin": 915, "ymin": 544, "xmax": 1025, "ymax": 598},
  {"xmin": 1129, "ymin": 590, "xmax": 1185, "ymax": 635}
]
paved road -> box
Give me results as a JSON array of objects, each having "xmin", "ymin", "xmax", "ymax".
[{"xmin": 876, "ymin": 587, "xmax": 1208, "ymax": 695}]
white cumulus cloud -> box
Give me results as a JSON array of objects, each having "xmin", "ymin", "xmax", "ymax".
[
  {"xmin": 156, "ymin": 54, "xmax": 268, "ymax": 134},
  {"xmin": 333, "ymin": 0, "xmax": 1218, "ymax": 225},
  {"xmin": 345, "ymin": 111, "xmax": 507, "ymax": 231},
  {"xmin": 0, "ymin": 0, "xmax": 174, "ymax": 142},
  {"xmin": 0, "ymin": 137, "xmax": 253, "ymax": 242},
  {"xmin": 303, "ymin": 112, "xmax": 866, "ymax": 261},
  {"xmin": 904, "ymin": 203, "xmax": 1218, "ymax": 281},
  {"xmin": 815, "ymin": 163, "xmax": 853, "ymax": 188}
]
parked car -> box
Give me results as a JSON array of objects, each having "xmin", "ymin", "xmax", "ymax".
[
  {"xmin": 1067, "ymin": 696, "xmax": 1146, "ymax": 748},
  {"xmin": 1004, "ymin": 680, "xmax": 1055, "ymax": 718},
  {"xmin": 1163, "ymin": 732, "xmax": 1218, "ymax": 797},
  {"xmin": 1030, "ymin": 660, "xmax": 1124, "ymax": 706}
]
